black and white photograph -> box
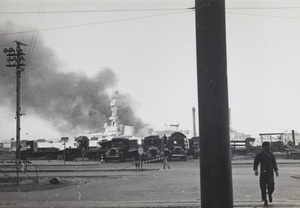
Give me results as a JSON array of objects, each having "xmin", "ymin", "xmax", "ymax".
[{"xmin": 0, "ymin": 0, "xmax": 300, "ymax": 207}]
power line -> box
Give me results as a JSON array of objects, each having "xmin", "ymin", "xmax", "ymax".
[
  {"xmin": 1, "ymin": 7, "xmax": 299, "ymax": 37},
  {"xmin": 228, "ymin": 12, "xmax": 300, "ymax": 20},
  {"xmin": 0, "ymin": 10, "xmax": 192, "ymax": 36},
  {"xmin": 1, "ymin": 6, "xmax": 300, "ymax": 15},
  {"xmin": 227, "ymin": 6, "xmax": 300, "ymax": 10},
  {"xmin": 24, "ymin": 0, "xmax": 48, "ymax": 109},
  {"xmin": 0, "ymin": 8, "xmax": 190, "ymax": 15},
  {"xmin": 26, "ymin": 0, "xmax": 47, "ymax": 71}
]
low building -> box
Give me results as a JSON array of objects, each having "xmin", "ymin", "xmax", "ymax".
[{"xmin": 230, "ymin": 129, "xmax": 251, "ymax": 140}]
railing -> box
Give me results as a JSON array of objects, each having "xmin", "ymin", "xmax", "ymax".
[{"xmin": 0, "ymin": 160, "xmax": 42, "ymax": 186}]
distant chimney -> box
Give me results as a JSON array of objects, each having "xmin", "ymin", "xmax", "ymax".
[{"xmin": 192, "ymin": 107, "xmax": 196, "ymax": 137}]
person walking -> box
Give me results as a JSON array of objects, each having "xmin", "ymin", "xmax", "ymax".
[{"xmin": 253, "ymin": 141, "xmax": 279, "ymax": 206}]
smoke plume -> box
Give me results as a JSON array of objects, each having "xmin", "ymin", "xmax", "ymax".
[{"xmin": 0, "ymin": 23, "xmax": 148, "ymax": 136}]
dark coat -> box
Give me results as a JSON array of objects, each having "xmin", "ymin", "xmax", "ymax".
[{"xmin": 254, "ymin": 151, "xmax": 278, "ymax": 175}]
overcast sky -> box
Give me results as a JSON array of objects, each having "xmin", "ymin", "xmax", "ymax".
[{"xmin": 0, "ymin": 0, "xmax": 300, "ymax": 141}]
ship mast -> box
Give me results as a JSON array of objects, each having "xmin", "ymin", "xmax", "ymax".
[
  {"xmin": 109, "ymin": 98, "xmax": 119, "ymax": 133},
  {"xmin": 104, "ymin": 92, "xmax": 121, "ymax": 136}
]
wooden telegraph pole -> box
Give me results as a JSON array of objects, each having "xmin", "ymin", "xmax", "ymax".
[{"xmin": 3, "ymin": 41, "xmax": 27, "ymax": 160}]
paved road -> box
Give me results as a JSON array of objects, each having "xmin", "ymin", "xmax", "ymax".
[{"xmin": 1, "ymin": 158, "xmax": 300, "ymax": 207}]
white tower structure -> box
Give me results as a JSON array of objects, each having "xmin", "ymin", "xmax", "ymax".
[{"xmin": 103, "ymin": 95, "xmax": 121, "ymax": 137}]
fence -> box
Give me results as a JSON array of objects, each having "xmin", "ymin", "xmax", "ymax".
[{"xmin": 0, "ymin": 160, "xmax": 40, "ymax": 186}]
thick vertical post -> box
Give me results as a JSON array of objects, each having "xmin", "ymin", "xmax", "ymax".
[
  {"xmin": 195, "ymin": 0, "xmax": 233, "ymax": 207},
  {"xmin": 15, "ymin": 42, "xmax": 23, "ymax": 160},
  {"xmin": 16, "ymin": 69, "xmax": 21, "ymax": 160},
  {"xmin": 3, "ymin": 41, "xmax": 27, "ymax": 160}
]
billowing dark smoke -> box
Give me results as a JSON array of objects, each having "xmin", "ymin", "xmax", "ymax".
[
  {"xmin": 116, "ymin": 93, "xmax": 150, "ymax": 136},
  {"xmin": 0, "ymin": 23, "xmax": 148, "ymax": 136}
]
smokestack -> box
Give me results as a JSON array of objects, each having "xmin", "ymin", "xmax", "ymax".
[
  {"xmin": 292, "ymin": 130, "xmax": 295, "ymax": 146},
  {"xmin": 192, "ymin": 107, "xmax": 196, "ymax": 137}
]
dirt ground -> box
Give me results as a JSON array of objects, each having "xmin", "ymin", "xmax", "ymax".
[
  {"xmin": 0, "ymin": 176, "xmax": 87, "ymax": 192},
  {"xmin": 0, "ymin": 151, "xmax": 292, "ymax": 194}
]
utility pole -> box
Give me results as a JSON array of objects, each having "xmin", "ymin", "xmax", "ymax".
[
  {"xmin": 195, "ymin": 0, "xmax": 233, "ymax": 207},
  {"xmin": 3, "ymin": 41, "xmax": 27, "ymax": 160}
]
